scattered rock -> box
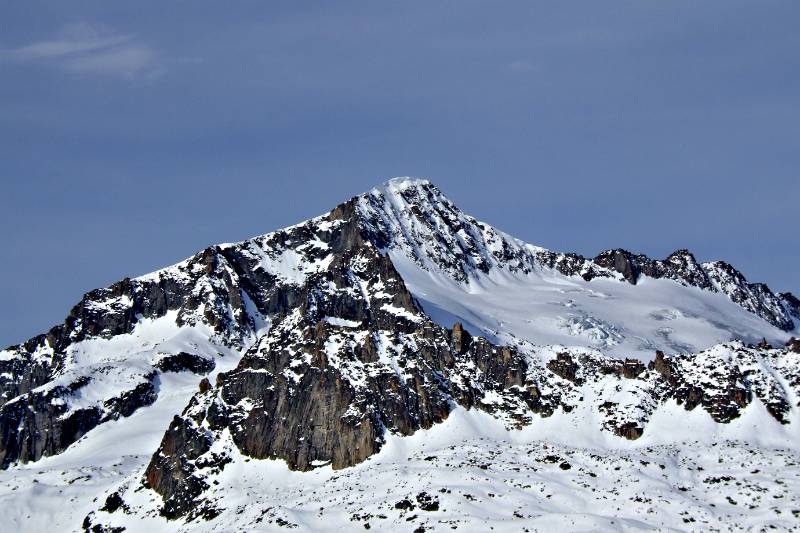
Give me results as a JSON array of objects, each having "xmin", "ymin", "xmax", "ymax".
[
  {"xmin": 395, "ymin": 499, "xmax": 415, "ymax": 512},
  {"xmin": 100, "ymin": 492, "xmax": 127, "ymax": 514},
  {"xmin": 416, "ymin": 492, "xmax": 440, "ymax": 511}
]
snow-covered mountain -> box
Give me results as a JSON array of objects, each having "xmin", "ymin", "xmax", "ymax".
[
  {"xmin": 359, "ymin": 179, "xmax": 798, "ymax": 356},
  {"xmin": 1, "ymin": 178, "xmax": 799, "ymax": 532}
]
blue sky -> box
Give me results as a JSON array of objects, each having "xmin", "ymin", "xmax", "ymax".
[{"xmin": 1, "ymin": 1, "xmax": 798, "ymax": 346}]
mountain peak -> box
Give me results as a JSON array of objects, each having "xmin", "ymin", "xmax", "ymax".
[
  {"xmin": 380, "ymin": 176, "xmax": 433, "ymax": 190},
  {"xmin": 366, "ymin": 177, "xmax": 444, "ymax": 211},
  {"xmin": 351, "ymin": 179, "xmax": 796, "ymax": 333}
]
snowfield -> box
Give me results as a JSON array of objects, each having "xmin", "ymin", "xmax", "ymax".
[
  {"xmin": 360, "ymin": 179, "xmax": 798, "ymax": 359},
  {"xmin": 6, "ymin": 407, "xmax": 799, "ymax": 532},
  {"xmin": 393, "ymin": 252, "xmax": 795, "ymax": 361}
]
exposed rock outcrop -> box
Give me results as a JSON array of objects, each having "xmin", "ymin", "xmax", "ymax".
[
  {"xmin": 144, "ymin": 241, "xmax": 536, "ymax": 518},
  {"xmin": 703, "ymin": 261, "xmax": 794, "ymax": 331},
  {"xmin": 0, "ymin": 375, "xmax": 156, "ymax": 468}
]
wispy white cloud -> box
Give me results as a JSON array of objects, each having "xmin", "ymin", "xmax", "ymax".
[
  {"xmin": 2, "ymin": 22, "xmax": 162, "ymax": 80},
  {"xmin": 62, "ymin": 44, "xmax": 162, "ymax": 79}
]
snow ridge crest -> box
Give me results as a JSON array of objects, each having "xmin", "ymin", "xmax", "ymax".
[{"xmin": 355, "ymin": 178, "xmax": 796, "ymax": 331}]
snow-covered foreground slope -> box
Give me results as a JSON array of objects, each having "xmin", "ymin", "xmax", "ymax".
[
  {"xmin": 5, "ymin": 396, "xmax": 799, "ymax": 532},
  {"xmin": 1, "ymin": 177, "xmax": 799, "ymax": 532},
  {"xmin": 86, "ymin": 408, "xmax": 800, "ymax": 532}
]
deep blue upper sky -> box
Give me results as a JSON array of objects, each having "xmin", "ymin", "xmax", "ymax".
[{"xmin": 1, "ymin": 1, "xmax": 798, "ymax": 347}]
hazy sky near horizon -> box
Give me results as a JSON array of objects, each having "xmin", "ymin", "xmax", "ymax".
[{"xmin": 1, "ymin": 1, "xmax": 798, "ymax": 346}]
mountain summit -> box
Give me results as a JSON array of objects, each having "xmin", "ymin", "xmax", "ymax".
[{"xmin": 1, "ymin": 178, "xmax": 799, "ymax": 531}]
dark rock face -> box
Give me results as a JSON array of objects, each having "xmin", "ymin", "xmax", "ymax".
[
  {"xmin": 615, "ymin": 422, "xmax": 644, "ymax": 440},
  {"xmin": 0, "ymin": 375, "xmax": 157, "ymax": 468},
  {"xmin": 621, "ymin": 359, "xmax": 646, "ymax": 379},
  {"xmin": 0, "ymin": 397, "xmax": 99, "ymax": 469},
  {"xmin": 650, "ymin": 350, "xmax": 672, "ymax": 378},
  {"xmin": 594, "ymin": 249, "xmax": 640, "ymax": 284},
  {"xmin": 100, "ymin": 492, "xmax": 128, "ymax": 514},
  {"xmin": 198, "ymin": 377, "xmax": 212, "ymax": 393},
  {"xmin": 589, "ymin": 248, "xmax": 708, "ymax": 287},
  {"xmin": 658, "ymin": 250, "xmax": 715, "ymax": 290},
  {"xmin": 547, "ymin": 353, "xmax": 583, "ymax": 384},
  {"xmin": 100, "ymin": 379, "xmax": 158, "ymax": 421},
  {"xmin": 451, "ymin": 322, "xmax": 471, "ymax": 354},
  {"xmin": 592, "ymin": 248, "xmax": 713, "ymax": 291},
  {"xmin": 782, "ymin": 292, "xmax": 800, "ymax": 320},
  {"xmin": 416, "ymin": 492, "xmax": 440, "ymax": 511},
  {"xmin": 155, "ymin": 352, "xmax": 215, "ymax": 375},
  {"xmin": 144, "ymin": 240, "xmax": 536, "ymax": 518},
  {"xmin": 703, "ymin": 261, "xmax": 794, "ymax": 331},
  {"xmin": 144, "ymin": 413, "xmax": 215, "ymax": 519},
  {"xmin": 787, "ymin": 337, "xmax": 800, "ymax": 354},
  {"xmin": 0, "ymin": 347, "xmax": 59, "ymax": 409}
]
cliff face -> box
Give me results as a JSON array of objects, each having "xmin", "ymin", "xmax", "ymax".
[
  {"xmin": 0, "ymin": 197, "xmax": 371, "ymax": 468},
  {"xmin": 142, "ymin": 211, "xmax": 534, "ymax": 518}
]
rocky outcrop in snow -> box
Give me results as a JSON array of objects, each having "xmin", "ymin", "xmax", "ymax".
[{"xmin": 703, "ymin": 261, "xmax": 795, "ymax": 331}]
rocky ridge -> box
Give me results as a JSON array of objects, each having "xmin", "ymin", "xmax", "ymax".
[{"xmin": 357, "ymin": 179, "xmax": 797, "ymax": 331}]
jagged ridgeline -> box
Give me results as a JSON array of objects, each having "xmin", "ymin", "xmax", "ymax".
[{"xmin": 1, "ymin": 178, "xmax": 798, "ymax": 521}]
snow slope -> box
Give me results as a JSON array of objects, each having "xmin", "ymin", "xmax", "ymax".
[
  {"xmin": 358, "ymin": 178, "xmax": 798, "ymax": 359},
  {"xmin": 86, "ymin": 407, "xmax": 800, "ymax": 532},
  {"xmin": 395, "ymin": 254, "xmax": 794, "ymax": 360}
]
